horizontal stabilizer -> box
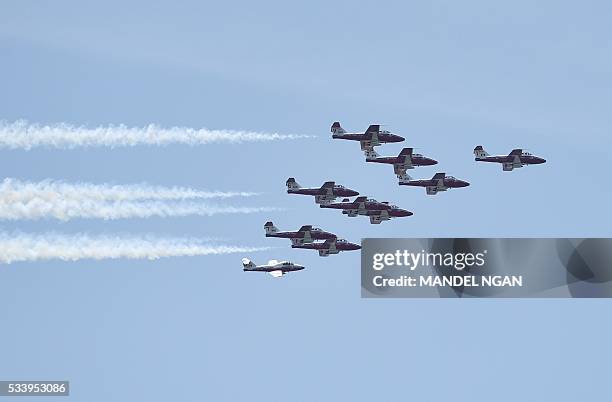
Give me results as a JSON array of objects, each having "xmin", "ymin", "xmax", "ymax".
[
  {"xmin": 398, "ymin": 173, "xmax": 412, "ymax": 183},
  {"xmin": 331, "ymin": 121, "xmax": 345, "ymax": 135},
  {"xmin": 264, "ymin": 222, "xmax": 278, "ymax": 235},
  {"xmin": 365, "ymin": 149, "xmax": 379, "ymax": 159},
  {"xmin": 474, "ymin": 145, "xmax": 489, "ymax": 158},
  {"xmin": 286, "ymin": 177, "xmax": 301, "ymax": 190}
]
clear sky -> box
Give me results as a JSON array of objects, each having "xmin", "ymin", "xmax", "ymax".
[{"xmin": 1, "ymin": 1, "xmax": 611, "ymax": 401}]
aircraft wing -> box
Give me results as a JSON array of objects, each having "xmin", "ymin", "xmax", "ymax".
[
  {"xmin": 394, "ymin": 163, "xmax": 409, "ymax": 177},
  {"xmin": 370, "ymin": 215, "xmax": 383, "ymax": 224},
  {"xmin": 315, "ymin": 194, "xmax": 334, "ymax": 204},
  {"xmin": 298, "ymin": 225, "xmax": 312, "ymax": 232},
  {"xmin": 365, "ymin": 124, "xmax": 380, "ymax": 136},
  {"xmin": 320, "ymin": 181, "xmax": 335, "ymax": 193},
  {"xmin": 398, "ymin": 147, "xmax": 413, "ymax": 158},
  {"xmin": 506, "ymin": 149, "xmax": 523, "ymax": 167},
  {"xmin": 432, "ymin": 173, "xmax": 445, "ymax": 186},
  {"xmin": 268, "ymin": 270, "xmax": 284, "ymax": 278},
  {"xmin": 322, "ymin": 238, "xmax": 336, "ymax": 248},
  {"xmin": 360, "ymin": 140, "xmax": 374, "ymax": 151},
  {"xmin": 360, "ymin": 125, "xmax": 381, "ymax": 150}
]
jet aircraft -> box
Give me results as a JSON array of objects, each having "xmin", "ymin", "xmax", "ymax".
[
  {"xmin": 320, "ymin": 196, "xmax": 413, "ymax": 224},
  {"xmin": 399, "ymin": 172, "xmax": 470, "ymax": 195},
  {"xmin": 291, "ymin": 238, "xmax": 361, "ymax": 257},
  {"xmin": 331, "ymin": 121, "xmax": 404, "ymax": 150},
  {"xmin": 365, "ymin": 147, "xmax": 438, "ymax": 179},
  {"xmin": 286, "ymin": 178, "xmax": 359, "ymax": 204},
  {"xmin": 474, "ymin": 146, "xmax": 546, "ymax": 171},
  {"xmin": 264, "ymin": 221, "xmax": 337, "ymax": 245},
  {"xmin": 242, "ymin": 258, "xmax": 304, "ymax": 278}
]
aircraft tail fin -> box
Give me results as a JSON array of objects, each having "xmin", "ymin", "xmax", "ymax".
[
  {"xmin": 364, "ymin": 149, "xmax": 379, "ymax": 159},
  {"xmin": 286, "ymin": 177, "xmax": 301, "ymax": 190},
  {"xmin": 474, "ymin": 145, "xmax": 489, "ymax": 158},
  {"xmin": 331, "ymin": 121, "xmax": 346, "ymax": 136},
  {"xmin": 398, "ymin": 173, "xmax": 412, "ymax": 184},
  {"xmin": 264, "ymin": 221, "xmax": 278, "ymax": 235},
  {"xmin": 242, "ymin": 258, "xmax": 256, "ymax": 269}
]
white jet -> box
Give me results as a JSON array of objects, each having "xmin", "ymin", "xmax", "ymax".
[{"xmin": 241, "ymin": 258, "xmax": 305, "ymax": 278}]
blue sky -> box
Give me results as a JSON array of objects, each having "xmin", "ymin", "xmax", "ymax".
[{"xmin": 1, "ymin": 1, "xmax": 611, "ymax": 401}]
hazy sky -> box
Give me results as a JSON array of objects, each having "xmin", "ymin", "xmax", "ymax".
[{"xmin": 1, "ymin": 1, "xmax": 611, "ymax": 401}]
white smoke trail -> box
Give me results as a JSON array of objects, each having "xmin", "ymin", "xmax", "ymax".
[
  {"xmin": 0, "ymin": 120, "xmax": 311, "ymax": 149},
  {"xmin": 0, "ymin": 198, "xmax": 279, "ymax": 221},
  {"xmin": 0, "ymin": 178, "xmax": 259, "ymax": 203},
  {"xmin": 0, "ymin": 232, "xmax": 269, "ymax": 263}
]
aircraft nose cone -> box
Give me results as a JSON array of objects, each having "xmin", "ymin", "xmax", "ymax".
[
  {"xmin": 352, "ymin": 244, "xmax": 362, "ymax": 250},
  {"xmin": 394, "ymin": 135, "xmax": 405, "ymax": 142},
  {"xmin": 537, "ymin": 157, "xmax": 546, "ymax": 164},
  {"xmin": 347, "ymin": 189, "xmax": 359, "ymax": 196},
  {"xmin": 460, "ymin": 181, "xmax": 470, "ymax": 187},
  {"xmin": 428, "ymin": 158, "xmax": 439, "ymax": 166},
  {"xmin": 399, "ymin": 209, "xmax": 413, "ymax": 217}
]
